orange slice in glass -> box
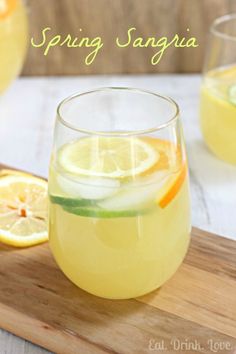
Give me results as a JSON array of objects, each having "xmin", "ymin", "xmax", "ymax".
[
  {"xmin": 141, "ymin": 137, "xmax": 187, "ymax": 208},
  {"xmin": 158, "ymin": 163, "xmax": 187, "ymax": 208}
]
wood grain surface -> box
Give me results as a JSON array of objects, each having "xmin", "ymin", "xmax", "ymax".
[
  {"xmin": 0, "ymin": 184, "xmax": 235, "ymax": 354},
  {"xmin": 23, "ymin": 0, "xmax": 236, "ymax": 75}
]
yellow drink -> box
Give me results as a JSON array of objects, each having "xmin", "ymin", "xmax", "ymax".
[
  {"xmin": 200, "ymin": 65, "xmax": 236, "ymax": 164},
  {"xmin": 0, "ymin": 0, "xmax": 28, "ymax": 93},
  {"xmin": 49, "ymin": 136, "xmax": 191, "ymax": 299}
]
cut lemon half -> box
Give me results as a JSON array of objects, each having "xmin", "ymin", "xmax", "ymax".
[
  {"xmin": 0, "ymin": 174, "xmax": 48, "ymax": 247},
  {"xmin": 58, "ymin": 136, "xmax": 159, "ymax": 179},
  {"xmin": 0, "ymin": 0, "xmax": 17, "ymax": 20}
]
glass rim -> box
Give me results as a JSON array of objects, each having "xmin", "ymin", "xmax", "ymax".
[
  {"xmin": 57, "ymin": 87, "xmax": 180, "ymax": 137},
  {"xmin": 210, "ymin": 13, "xmax": 236, "ymax": 41}
]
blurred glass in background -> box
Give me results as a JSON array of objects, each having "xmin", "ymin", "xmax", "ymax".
[
  {"xmin": 200, "ymin": 14, "xmax": 236, "ymax": 165},
  {"xmin": 0, "ymin": 0, "xmax": 28, "ymax": 93}
]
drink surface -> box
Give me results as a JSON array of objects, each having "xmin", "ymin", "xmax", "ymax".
[
  {"xmin": 0, "ymin": 0, "xmax": 28, "ymax": 93},
  {"xmin": 49, "ymin": 136, "xmax": 191, "ymax": 299},
  {"xmin": 200, "ymin": 65, "xmax": 236, "ymax": 164}
]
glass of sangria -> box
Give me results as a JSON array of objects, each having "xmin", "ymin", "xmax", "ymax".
[
  {"xmin": 200, "ymin": 14, "xmax": 236, "ymax": 164},
  {"xmin": 0, "ymin": 0, "xmax": 28, "ymax": 93},
  {"xmin": 48, "ymin": 88, "xmax": 191, "ymax": 299}
]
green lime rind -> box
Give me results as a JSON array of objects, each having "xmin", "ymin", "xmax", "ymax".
[
  {"xmin": 50, "ymin": 195, "xmax": 94, "ymax": 207},
  {"xmin": 62, "ymin": 205, "xmax": 150, "ymax": 218},
  {"xmin": 228, "ymin": 84, "xmax": 236, "ymax": 105},
  {"xmin": 50, "ymin": 195, "xmax": 152, "ymax": 218}
]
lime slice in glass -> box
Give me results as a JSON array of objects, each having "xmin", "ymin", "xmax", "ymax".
[
  {"xmin": 50, "ymin": 195, "xmax": 94, "ymax": 207},
  {"xmin": 62, "ymin": 205, "xmax": 150, "ymax": 218}
]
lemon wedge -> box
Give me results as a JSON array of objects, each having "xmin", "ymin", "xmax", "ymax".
[{"xmin": 0, "ymin": 174, "xmax": 48, "ymax": 247}]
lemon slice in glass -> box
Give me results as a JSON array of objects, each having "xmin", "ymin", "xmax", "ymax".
[
  {"xmin": 0, "ymin": 174, "xmax": 48, "ymax": 247},
  {"xmin": 58, "ymin": 136, "xmax": 159, "ymax": 179}
]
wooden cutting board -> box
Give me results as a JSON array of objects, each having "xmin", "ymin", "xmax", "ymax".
[{"xmin": 0, "ymin": 167, "xmax": 236, "ymax": 354}]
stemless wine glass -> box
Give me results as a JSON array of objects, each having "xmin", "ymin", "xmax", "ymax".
[
  {"xmin": 0, "ymin": 0, "xmax": 28, "ymax": 93},
  {"xmin": 200, "ymin": 14, "xmax": 236, "ymax": 164},
  {"xmin": 48, "ymin": 88, "xmax": 191, "ymax": 299}
]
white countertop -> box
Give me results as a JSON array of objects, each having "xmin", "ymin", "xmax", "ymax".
[{"xmin": 0, "ymin": 75, "xmax": 236, "ymax": 353}]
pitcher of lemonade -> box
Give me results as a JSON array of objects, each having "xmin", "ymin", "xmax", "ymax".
[
  {"xmin": 48, "ymin": 88, "xmax": 191, "ymax": 299},
  {"xmin": 0, "ymin": 0, "xmax": 28, "ymax": 93},
  {"xmin": 200, "ymin": 14, "xmax": 236, "ymax": 165}
]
